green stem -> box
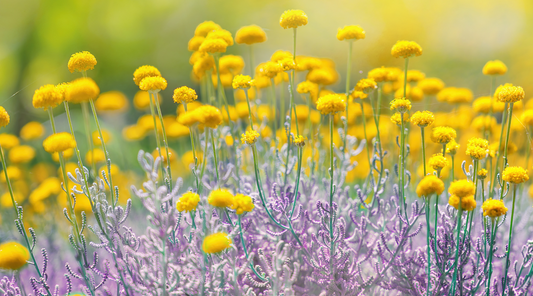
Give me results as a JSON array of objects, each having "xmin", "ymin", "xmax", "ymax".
[
  {"xmin": 152, "ymin": 91, "xmax": 173, "ymax": 191},
  {"xmin": 421, "ymin": 128, "xmax": 427, "ymax": 176},
  {"xmin": 289, "ymin": 147, "xmax": 303, "ymax": 218},
  {"xmin": 238, "ymin": 215, "xmax": 269, "ymax": 282},
  {"xmin": 342, "ymin": 40, "xmax": 353, "ymax": 165},
  {"xmin": 184, "ymin": 103, "xmax": 200, "ymax": 191},
  {"xmin": 148, "ymin": 91, "xmax": 165, "ymax": 185},
  {"xmin": 81, "ymin": 102, "xmax": 97, "ymax": 179},
  {"xmin": 329, "ymin": 114, "xmax": 335, "ymax": 279},
  {"xmin": 425, "ymin": 197, "xmax": 432, "ymax": 296},
  {"xmin": 491, "ymin": 102, "xmax": 509, "ymax": 198},
  {"xmin": 210, "ymin": 129, "xmax": 220, "ymax": 186},
  {"xmin": 502, "ymin": 185, "xmax": 517, "ymax": 294},
  {"xmin": 486, "ymin": 218, "xmax": 497, "ymax": 296},
  {"xmin": 450, "ymin": 206, "xmax": 463, "ymax": 295}
]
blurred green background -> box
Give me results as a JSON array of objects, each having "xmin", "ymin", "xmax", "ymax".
[{"xmin": 1, "ymin": 0, "xmax": 532, "ymax": 131}]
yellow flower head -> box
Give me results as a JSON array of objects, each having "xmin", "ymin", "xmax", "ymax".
[
  {"xmin": 9, "ymin": 145, "xmax": 36, "ymax": 164},
  {"xmin": 68, "ymin": 51, "xmax": 97, "ymax": 73},
  {"xmin": 32, "ymin": 84, "xmax": 64, "ymax": 109},
  {"xmin": 446, "ymin": 140, "xmax": 460, "ymax": 155},
  {"xmin": 188, "ymin": 36, "xmax": 205, "ymax": 51},
  {"xmin": 502, "ymin": 166, "xmax": 529, "ymax": 184},
  {"xmin": 43, "ymin": 132, "xmax": 76, "ymax": 153},
  {"xmin": 336, "ymin": 25, "xmax": 365, "ymax": 41},
  {"xmin": 482, "ymin": 198, "xmax": 507, "ymax": 218},
  {"xmin": 465, "ymin": 137, "xmax": 489, "ymax": 160},
  {"xmin": 0, "ymin": 107, "xmax": 9, "ymax": 128},
  {"xmin": 133, "ymin": 91, "xmax": 161, "ymax": 110},
  {"xmin": 92, "ymin": 130, "xmax": 111, "ymax": 146},
  {"xmin": 231, "ymin": 193, "xmax": 255, "ymax": 215},
  {"xmin": 256, "ymin": 61, "xmax": 282, "ymax": 78},
  {"xmin": 235, "ymin": 25, "xmax": 267, "ymax": 45},
  {"xmin": 410, "ymin": 111, "xmax": 435, "ymax": 127},
  {"xmin": 1, "ymin": 166, "xmax": 21, "ymax": 182},
  {"xmin": 195, "ymin": 21, "xmax": 222, "ymax": 37},
  {"xmin": 0, "ymin": 134, "xmax": 19, "ymax": 149},
  {"xmin": 431, "ymin": 126, "xmax": 456, "ymax": 144},
  {"xmin": 176, "ymin": 192, "xmax": 200, "ymax": 213},
  {"xmin": 202, "ymin": 232, "xmax": 232, "ymax": 254},
  {"xmin": 520, "ymin": 110, "xmax": 533, "ymax": 126},
  {"xmin": 306, "ymin": 68, "xmax": 339, "ymax": 85},
  {"xmin": 428, "ymin": 153, "xmax": 448, "ymax": 171},
  {"xmin": 367, "ymin": 67, "xmax": 389, "ymax": 83},
  {"xmin": 316, "ymin": 94, "xmax": 346, "ymax": 115},
  {"xmin": 390, "ymin": 98, "xmax": 411, "ymax": 113},
  {"xmin": 178, "ymin": 110, "xmax": 201, "ymax": 127},
  {"xmin": 449, "ymin": 179, "xmax": 475, "ymax": 198},
  {"xmin": 139, "ymin": 76, "xmax": 168, "ymax": 92},
  {"xmin": 297, "ymin": 81, "xmax": 319, "ymax": 98},
  {"xmin": 219, "ymin": 55, "xmax": 245, "ymax": 74},
  {"xmin": 85, "ymin": 148, "xmax": 106, "ymax": 165},
  {"xmin": 293, "ymin": 135, "xmax": 307, "ymax": 147},
  {"xmin": 405, "ymin": 70, "xmax": 426, "ymax": 82},
  {"xmin": 279, "ymin": 9, "xmax": 308, "ymax": 29},
  {"xmin": 95, "ymin": 91, "xmax": 129, "ymax": 112},
  {"xmin": 449, "ymin": 194, "xmax": 476, "ymax": 212},
  {"xmin": 65, "ymin": 78, "xmax": 100, "ymax": 104},
  {"xmin": 271, "ymin": 50, "xmax": 293, "ymax": 62},
  {"xmin": 279, "ymin": 58, "xmax": 297, "ymax": 71},
  {"xmin": 0, "ymin": 242, "xmax": 30, "ymax": 270},
  {"xmin": 478, "ymin": 168, "xmax": 488, "ymax": 179},
  {"xmin": 241, "ymin": 129, "xmax": 260, "ymax": 145},
  {"xmin": 385, "ymin": 67, "xmax": 403, "ymax": 82},
  {"xmin": 417, "ymin": 78, "xmax": 445, "ymax": 95},
  {"xmin": 167, "ymin": 122, "xmax": 190, "ymax": 139},
  {"xmin": 391, "ymin": 41, "xmax": 423, "ymax": 58},
  {"xmin": 416, "ymin": 175, "xmax": 445, "ymax": 197},
  {"xmin": 133, "ymin": 65, "xmax": 162, "ymax": 86},
  {"xmin": 196, "ymin": 105, "xmax": 223, "ymax": 128},
  {"xmin": 122, "ymin": 125, "xmax": 147, "ymax": 141},
  {"xmin": 173, "ymin": 86, "xmax": 198, "ymax": 104},
  {"xmin": 354, "ymin": 78, "xmax": 377, "ymax": 94},
  {"xmin": 208, "ymin": 189, "xmax": 234, "ymax": 208},
  {"xmin": 20, "ymin": 121, "xmax": 44, "ymax": 141},
  {"xmin": 52, "ymin": 148, "xmax": 74, "ymax": 162},
  {"xmin": 497, "ymin": 85, "xmax": 525, "ymax": 103},
  {"xmin": 483, "ymin": 60, "xmax": 507, "ymax": 76},
  {"xmin": 390, "ymin": 112, "xmax": 409, "ymax": 126},
  {"xmin": 489, "ymin": 141, "xmax": 517, "ymax": 158},
  {"xmin": 232, "ymin": 75, "xmax": 254, "ymax": 89},
  {"xmin": 199, "ymin": 38, "xmax": 228, "ymax": 53}
]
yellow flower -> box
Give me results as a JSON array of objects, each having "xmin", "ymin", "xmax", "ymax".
[
  {"xmin": 122, "ymin": 125, "xmax": 147, "ymax": 141},
  {"xmin": 173, "ymin": 86, "xmax": 198, "ymax": 104},
  {"xmin": 410, "ymin": 111, "xmax": 435, "ymax": 127},
  {"xmin": 465, "ymin": 138, "xmax": 489, "ymax": 160},
  {"xmin": 199, "ymin": 38, "xmax": 228, "ymax": 53},
  {"xmin": 489, "ymin": 141, "xmax": 517, "ymax": 158},
  {"xmin": 176, "ymin": 192, "xmax": 200, "ymax": 213},
  {"xmin": 279, "ymin": 58, "xmax": 296, "ymax": 71},
  {"xmin": 202, "ymin": 232, "xmax": 232, "ymax": 254},
  {"xmin": 482, "ymin": 198, "xmax": 507, "ymax": 218},
  {"xmin": 385, "ymin": 67, "xmax": 403, "ymax": 81},
  {"xmin": 0, "ymin": 166, "xmax": 21, "ymax": 182},
  {"xmin": 316, "ymin": 94, "xmax": 346, "ymax": 115},
  {"xmin": 478, "ymin": 169, "xmax": 488, "ymax": 179},
  {"xmin": 354, "ymin": 78, "xmax": 377, "ymax": 94},
  {"xmin": 405, "ymin": 70, "xmax": 426, "ymax": 82},
  {"xmin": 68, "ymin": 51, "xmax": 97, "ymax": 73},
  {"xmin": 167, "ymin": 122, "xmax": 190, "ymax": 139},
  {"xmin": 449, "ymin": 179, "xmax": 475, "ymax": 197},
  {"xmin": 29, "ymin": 177, "xmax": 61, "ymax": 203},
  {"xmin": 219, "ymin": 55, "xmax": 245, "ymax": 74},
  {"xmin": 32, "ymin": 84, "xmax": 64, "ymax": 109},
  {"xmin": 208, "ymin": 189, "xmax": 234, "ymax": 208},
  {"xmin": 520, "ymin": 110, "xmax": 533, "ymax": 126},
  {"xmin": 391, "ymin": 40, "xmax": 423, "ymax": 58},
  {"xmin": 271, "ymin": 50, "xmax": 293, "ymax": 62},
  {"xmin": 20, "ymin": 121, "xmax": 44, "ymax": 140},
  {"xmin": 502, "ymin": 166, "xmax": 529, "ymax": 184},
  {"xmin": 133, "ymin": 65, "xmax": 162, "ymax": 86},
  {"xmin": 0, "ymin": 107, "xmax": 9, "ymax": 128},
  {"xmin": 178, "ymin": 110, "xmax": 201, "ymax": 127},
  {"xmin": 206, "ymin": 29, "xmax": 234, "ymax": 46},
  {"xmin": 431, "ymin": 126, "xmax": 456, "ymax": 144},
  {"xmin": 449, "ymin": 194, "xmax": 476, "ymax": 212},
  {"xmin": 133, "ymin": 91, "xmax": 161, "ymax": 110},
  {"xmin": 0, "ymin": 242, "xmax": 30, "ymax": 270},
  {"xmin": 139, "ymin": 76, "xmax": 168, "ymax": 92},
  {"xmin": 367, "ymin": 67, "xmax": 389, "ymax": 82},
  {"xmin": 235, "ymin": 25, "xmax": 267, "ymax": 44},
  {"xmin": 472, "ymin": 96, "xmax": 504, "ymax": 114},
  {"xmin": 65, "ymin": 78, "xmax": 100, "ymax": 104},
  {"xmin": 293, "ymin": 135, "xmax": 307, "ymax": 147},
  {"xmin": 188, "ymin": 36, "xmax": 205, "ymax": 51},
  {"xmin": 297, "ymin": 81, "xmax": 319, "ymax": 99},
  {"xmin": 279, "ymin": 9, "xmax": 308, "ymax": 29},
  {"xmin": 446, "ymin": 140, "xmax": 460, "ymax": 156},
  {"xmin": 8, "ymin": 145, "xmax": 36, "ymax": 164},
  {"xmin": 196, "ymin": 105, "xmax": 223, "ymax": 128},
  {"xmin": 52, "ymin": 148, "xmax": 74, "ymax": 162},
  {"xmin": 337, "ymin": 25, "xmax": 365, "ymax": 41},
  {"xmin": 85, "ymin": 148, "xmax": 106, "ymax": 165},
  {"xmin": 231, "ymin": 193, "xmax": 255, "ymax": 215},
  {"xmin": 416, "ymin": 175, "xmax": 444, "ymax": 197},
  {"xmin": 417, "ymin": 78, "xmax": 445, "ymax": 95},
  {"xmin": 92, "ymin": 130, "xmax": 111, "ymax": 146},
  {"xmin": 471, "ymin": 116, "xmax": 497, "ymax": 133},
  {"xmin": 390, "ymin": 112, "xmax": 410, "ymax": 126},
  {"xmin": 306, "ymin": 68, "xmax": 339, "ymax": 85},
  {"xmin": 94, "ymin": 91, "xmax": 129, "ymax": 112},
  {"xmin": 232, "ymin": 75, "xmax": 254, "ymax": 89},
  {"xmin": 195, "ymin": 21, "xmax": 221, "ymax": 37},
  {"xmin": 0, "ymin": 134, "xmax": 19, "ymax": 149},
  {"xmin": 428, "ymin": 153, "xmax": 448, "ymax": 171},
  {"xmin": 390, "ymin": 98, "xmax": 411, "ymax": 113},
  {"xmin": 241, "ymin": 129, "xmax": 260, "ymax": 145},
  {"xmin": 483, "ymin": 60, "xmax": 507, "ymax": 76},
  {"xmin": 43, "ymin": 132, "xmax": 76, "ymax": 153},
  {"xmin": 225, "ymin": 135, "xmax": 234, "ymax": 146},
  {"xmin": 497, "ymin": 85, "xmax": 525, "ymax": 103}
]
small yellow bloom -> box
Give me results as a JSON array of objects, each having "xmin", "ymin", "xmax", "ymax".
[
  {"xmin": 354, "ymin": 78, "xmax": 377, "ymax": 94},
  {"xmin": 482, "ymin": 198, "xmax": 507, "ymax": 218},
  {"xmin": 390, "ymin": 112, "xmax": 409, "ymax": 126},
  {"xmin": 196, "ymin": 105, "xmax": 223, "ymax": 128},
  {"xmin": 52, "ymin": 148, "xmax": 74, "ymax": 162},
  {"xmin": 95, "ymin": 91, "xmax": 129, "ymax": 112},
  {"xmin": 133, "ymin": 65, "xmax": 162, "ymax": 86},
  {"xmin": 293, "ymin": 135, "xmax": 307, "ymax": 147},
  {"xmin": 0, "ymin": 166, "xmax": 22, "ymax": 182},
  {"xmin": 279, "ymin": 9, "xmax": 308, "ymax": 29},
  {"xmin": 502, "ymin": 166, "xmax": 529, "ymax": 184},
  {"xmin": 176, "ymin": 192, "xmax": 200, "ymax": 213},
  {"xmin": 478, "ymin": 169, "xmax": 488, "ymax": 179},
  {"xmin": 449, "ymin": 179, "xmax": 475, "ymax": 198},
  {"xmin": 167, "ymin": 122, "xmax": 190, "ymax": 139},
  {"xmin": 390, "ymin": 98, "xmax": 411, "ymax": 113},
  {"xmin": 139, "ymin": 76, "xmax": 168, "ymax": 92},
  {"xmin": 195, "ymin": 21, "xmax": 222, "ymax": 37},
  {"xmin": 337, "ymin": 25, "xmax": 365, "ymax": 41},
  {"xmin": 428, "ymin": 153, "xmax": 448, "ymax": 171},
  {"xmin": 231, "ymin": 193, "xmax": 255, "ymax": 215},
  {"xmin": 68, "ymin": 51, "xmax": 97, "ymax": 73},
  {"xmin": 410, "ymin": 111, "xmax": 435, "ymax": 127},
  {"xmin": 446, "ymin": 140, "xmax": 460, "ymax": 156},
  {"xmin": 316, "ymin": 94, "xmax": 346, "ymax": 115},
  {"xmin": 235, "ymin": 25, "xmax": 267, "ymax": 45},
  {"xmin": 32, "ymin": 84, "xmax": 64, "ymax": 109},
  {"xmin": 0, "ymin": 134, "xmax": 19, "ymax": 149},
  {"xmin": 279, "ymin": 58, "xmax": 296, "ymax": 71},
  {"xmin": 85, "ymin": 148, "xmax": 106, "ymax": 165},
  {"xmin": 405, "ymin": 70, "xmax": 426, "ymax": 82},
  {"xmin": 431, "ymin": 126, "xmax": 456, "ymax": 144},
  {"xmin": 417, "ymin": 78, "xmax": 445, "ymax": 95},
  {"xmin": 241, "ymin": 129, "xmax": 260, "ymax": 145},
  {"xmin": 199, "ymin": 38, "xmax": 228, "ymax": 53},
  {"xmin": 465, "ymin": 138, "xmax": 489, "ymax": 160},
  {"xmin": 489, "ymin": 141, "xmax": 517, "ymax": 158},
  {"xmin": 271, "ymin": 50, "xmax": 293, "ymax": 62},
  {"xmin": 173, "ymin": 86, "xmax": 198, "ymax": 104},
  {"xmin": 225, "ymin": 135, "xmax": 234, "ymax": 146},
  {"xmin": 122, "ymin": 125, "xmax": 147, "ymax": 141},
  {"xmin": 206, "ymin": 29, "xmax": 234, "ymax": 46},
  {"xmin": 20, "ymin": 121, "xmax": 45, "ymax": 140},
  {"xmin": 208, "ymin": 189, "xmax": 234, "ymax": 208},
  {"xmin": 0, "ymin": 107, "xmax": 8, "ymax": 128},
  {"xmin": 496, "ymin": 85, "xmax": 525, "ymax": 103},
  {"xmin": 520, "ymin": 110, "xmax": 533, "ymax": 126},
  {"xmin": 0, "ymin": 242, "xmax": 30, "ymax": 270},
  {"xmin": 65, "ymin": 78, "xmax": 100, "ymax": 104},
  {"xmin": 92, "ymin": 130, "xmax": 111, "ymax": 146},
  {"xmin": 8, "ymin": 145, "xmax": 36, "ymax": 164},
  {"xmin": 416, "ymin": 175, "xmax": 444, "ymax": 197},
  {"xmin": 188, "ymin": 36, "xmax": 205, "ymax": 51},
  {"xmin": 367, "ymin": 67, "xmax": 389, "ymax": 83},
  {"xmin": 306, "ymin": 68, "xmax": 339, "ymax": 85},
  {"xmin": 482, "ymin": 60, "xmax": 507, "ymax": 76},
  {"xmin": 133, "ymin": 91, "xmax": 161, "ymax": 110},
  {"xmin": 449, "ymin": 194, "xmax": 476, "ymax": 212},
  {"xmin": 219, "ymin": 55, "xmax": 245, "ymax": 74},
  {"xmin": 202, "ymin": 232, "xmax": 232, "ymax": 254},
  {"xmin": 296, "ymin": 80, "xmax": 319, "ymax": 99},
  {"xmin": 43, "ymin": 132, "xmax": 76, "ymax": 153},
  {"xmin": 232, "ymin": 75, "xmax": 254, "ymax": 89},
  {"xmin": 391, "ymin": 40, "xmax": 423, "ymax": 58}
]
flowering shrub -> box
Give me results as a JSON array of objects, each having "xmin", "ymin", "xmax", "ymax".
[{"xmin": 0, "ymin": 9, "xmax": 532, "ymax": 296}]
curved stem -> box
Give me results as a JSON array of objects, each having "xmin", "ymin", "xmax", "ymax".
[{"xmin": 238, "ymin": 215, "xmax": 269, "ymax": 282}]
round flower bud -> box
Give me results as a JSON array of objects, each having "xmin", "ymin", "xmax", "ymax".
[
  {"xmin": 391, "ymin": 40, "xmax": 423, "ymax": 58},
  {"xmin": 279, "ymin": 10, "xmax": 308, "ymax": 29},
  {"xmin": 68, "ymin": 51, "xmax": 97, "ymax": 73}
]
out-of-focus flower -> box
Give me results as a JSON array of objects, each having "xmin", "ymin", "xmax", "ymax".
[
  {"xmin": 196, "ymin": 105, "xmax": 223, "ymax": 128},
  {"xmin": 235, "ymin": 25, "xmax": 267, "ymax": 44},
  {"xmin": 199, "ymin": 38, "xmax": 228, "ymax": 53},
  {"xmin": 431, "ymin": 126, "xmax": 456, "ymax": 144},
  {"xmin": 354, "ymin": 78, "xmax": 377, "ymax": 94},
  {"xmin": 85, "ymin": 148, "xmax": 106, "ymax": 165},
  {"xmin": 417, "ymin": 78, "xmax": 444, "ymax": 95},
  {"xmin": 208, "ymin": 189, "xmax": 234, "ymax": 208},
  {"xmin": 195, "ymin": 21, "xmax": 221, "ymax": 37},
  {"xmin": 232, "ymin": 75, "xmax": 254, "ymax": 89},
  {"xmin": 0, "ymin": 242, "xmax": 30, "ymax": 270},
  {"xmin": 449, "ymin": 179, "xmax": 475, "ymax": 197},
  {"xmin": 20, "ymin": 121, "xmax": 44, "ymax": 140},
  {"xmin": 416, "ymin": 175, "xmax": 444, "ymax": 197},
  {"xmin": 449, "ymin": 194, "xmax": 476, "ymax": 211},
  {"xmin": 8, "ymin": 145, "xmax": 35, "ymax": 164},
  {"xmin": 483, "ymin": 60, "xmax": 507, "ymax": 76},
  {"xmin": 188, "ymin": 36, "xmax": 205, "ymax": 51},
  {"xmin": 43, "ymin": 132, "xmax": 76, "ymax": 153},
  {"xmin": 367, "ymin": 67, "xmax": 389, "ymax": 82},
  {"xmin": 428, "ymin": 153, "xmax": 448, "ymax": 171},
  {"xmin": 95, "ymin": 91, "xmax": 129, "ymax": 112},
  {"xmin": 202, "ymin": 232, "xmax": 232, "ymax": 254},
  {"xmin": 65, "ymin": 78, "xmax": 100, "ymax": 103},
  {"xmin": 336, "ymin": 25, "xmax": 365, "ymax": 41}
]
